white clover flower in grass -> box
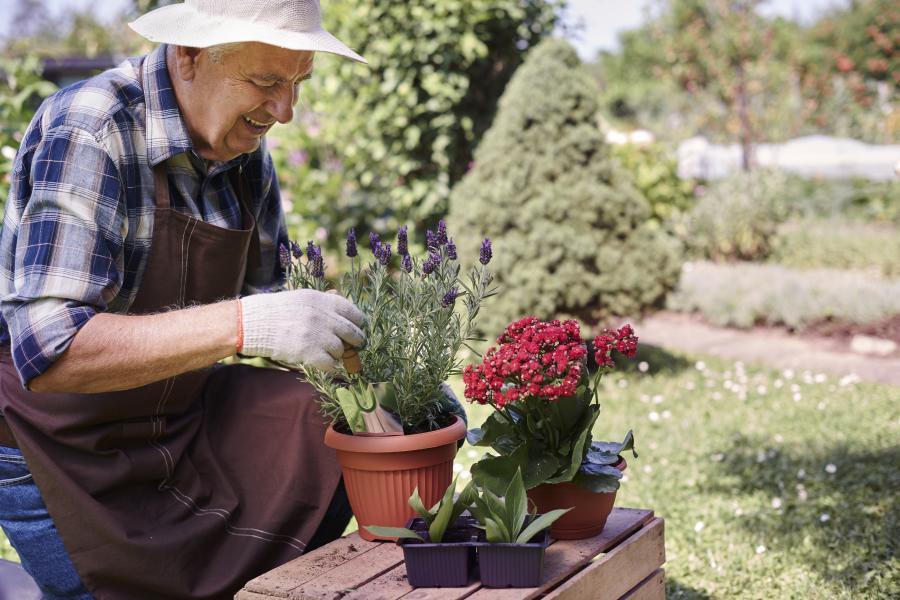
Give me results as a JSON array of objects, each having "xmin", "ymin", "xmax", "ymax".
[
  {"xmin": 797, "ymin": 486, "xmax": 808, "ymax": 502},
  {"xmin": 734, "ymin": 507, "xmax": 743, "ymax": 516},
  {"xmin": 695, "ymin": 360, "xmax": 706, "ymax": 371},
  {"xmin": 756, "ymin": 545, "xmax": 766, "ymax": 554},
  {"xmin": 453, "ymin": 463, "xmax": 464, "ymax": 473},
  {"xmin": 825, "ymin": 463, "xmax": 837, "ymax": 474},
  {"xmin": 652, "ymin": 394, "xmax": 664, "ymax": 404},
  {"xmin": 711, "ymin": 453, "xmax": 725, "ymax": 462},
  {"xmin": 793, "ymin": 392, "xmax": 802, "ymax": 402},
  {"xmin": 648, "ymin": 411, "xmax": 660, "ymax": 422},
  {"xmin": 638, "ymin": 361, "xmax": 650, "ymax": 373},
  {"xmin": 712, "ymin": 391, "xmax": 723, "ymax": 400},
  {"xmin": 662, "ymin": 410, "xmax": 672, "ymax": 419},
  {"xmin": 694, "ymin": 521, "xmax": 705, "ymax": 532},
  {"xmin": 466, "ymin": 449, "xmax": 478, "ymax": 459},
  {"xmin": 783, "ymin": 369, "xmax": 794, "ymax": 379},
  {"xmin": 790, "ymin": 383, "xmax": 801, "ymax": 393},
  {"xmin": 0, "ymin": 146, "xmax": 16, "ymax": 160},
  {"xmin": 643, "ymin": 464, "xmax": 653, "ymax": 473},
  {"xmin": 771, "ymin": 497, "xmax": 783, "ymax": 509},
  {"xmin": 685, "ymin": 380, "xmax": 696, "ymax": 390},
  {"xmin": 773, "ymin": 434, "xmax": 783, "ymax": 443},
  {"xmin": 814, "ymin": 373, "xmax": 827, "ymax": 383},
  {"xmin": 819, "ymin": 514, "xmax": 830, "ymax": 523},
  {"xmin": 797, "ymin": 468, "xmax": 806, "ymax": 479},
  {"xmin": 774, "ymin": 379, "xmax": 783, "ymax": 388},
  {"xmin": 757, "ymin": 385, "xmax": 767, "ymax": 395}
]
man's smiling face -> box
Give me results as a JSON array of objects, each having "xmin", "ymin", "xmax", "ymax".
[{"xmin": 171, "ymin": 42, "xmax": 315, "ymax": 161}]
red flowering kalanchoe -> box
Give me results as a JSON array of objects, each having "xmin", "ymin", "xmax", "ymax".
[
  {"xmin": 592, "ymin": 324, "xmax": 639, "ymax": 368},
  {"xmin": 464, "ymin": 317, "xmax": 638, "ymax": 407},
  {"xmin": 465, "ymin": 316, "xmax": 640, "ymax": 493}
]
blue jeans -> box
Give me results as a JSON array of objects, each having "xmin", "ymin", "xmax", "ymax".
[{"xmin": 0, "ymin": 446, "xmax": 92, "ymax": 599}]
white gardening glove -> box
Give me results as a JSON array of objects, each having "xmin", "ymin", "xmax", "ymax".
[{"xmin": 240, "ymin": 289, "xmax": 365, "ymax": 371}]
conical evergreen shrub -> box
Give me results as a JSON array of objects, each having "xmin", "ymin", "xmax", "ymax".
[{"xmin": 447, "ymin": 39, "xmax": 683, "ymax": 335}]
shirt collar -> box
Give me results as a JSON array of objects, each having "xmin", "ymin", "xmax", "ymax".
[{"xmin": 142, "ymin": 44, "xmax": 193, "ymax": 166}]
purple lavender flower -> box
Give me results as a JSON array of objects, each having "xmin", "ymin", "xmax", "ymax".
[
  {"xmin": 422, "ymin": 252, "xmax": 441, "ymax": 276},
  {"xmin": 311, "ymin": 251, "xmax": 325, "ymax": 278},
  {"xmin": 397, "ymin": 225, "xmax": 409, "ymax": 256},
  {"xmin": 376, "ymin": 242, "xmax": 392, "ymax": 266},
  {"xmin": 479, "ymin": 238, "xmax": 492, "ymax": 265},
  {"xmin": 425, "ymin": 229, "xmax": 437, "ymax": 250},
  {"xmin": 369, "ymin": 231, "xmax": 381, "ymax": 251},
  {"xmin": 290, "ymin": 241, "xmax": 303, "ymax": 259},
  {"xmin": 346, "ymin": 228, "xmax": 358, "ymax": 258},
  {"xmin": 446, "ymin": 238, "xmax": 457, "ymax": 260},
  {"xmin": 441, "ymin": 287, "xmax": 459, "ymax": 308},
  {"xmin": 279, "ymin": 243, "xmax": 292, "ymax": 270},
  {"xmin": 307, "ymin": 240, "xmax": 317, "ymax": 260},
  {"xmin": 436, "ymin": 220, "xmax": 448, "ymax": 246},
  {"xmin": 402, "ymin": 253, "xmax": 413, "ymax": 273}
]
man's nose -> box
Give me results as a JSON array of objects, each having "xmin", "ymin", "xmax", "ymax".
[{"xmin": 266, "ymin": 84, "xmax": 297, "ymax": 124}]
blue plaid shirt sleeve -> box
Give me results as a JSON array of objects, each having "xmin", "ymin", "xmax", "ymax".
[{"xmin": 2, "ymin": 125, "xmax": 125, "ymax": 386}]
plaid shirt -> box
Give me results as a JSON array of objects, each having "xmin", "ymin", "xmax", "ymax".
[{"xmin": 0, "ymin": 45, "xmax": 287, "ymax": 387}]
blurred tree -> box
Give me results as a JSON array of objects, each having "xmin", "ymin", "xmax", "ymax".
[
  {"xmin": 448, "ymin": 39, "xmax": 683, "ymax": 335},
  {"xmin": 278, "ymin": 0, "xmax": 564, "ymax": 250}
]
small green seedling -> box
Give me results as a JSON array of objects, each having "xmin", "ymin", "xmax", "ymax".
[
  {"xmin": 365, "ymin": 476, "xmax": 478, "ymax": 543},
  {"xmin": 470, "ymin": 468, "xmax": 571, "ymax": 544}
]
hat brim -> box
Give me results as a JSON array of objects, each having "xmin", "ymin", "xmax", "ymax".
[{"xmin": 129, "ymin": 4, "xmax": 367, "ymax": 64}]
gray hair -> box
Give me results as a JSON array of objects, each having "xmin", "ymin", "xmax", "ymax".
[{"xmin": 205, "ymin": 42, "xmax": 245, "ymax": 63}]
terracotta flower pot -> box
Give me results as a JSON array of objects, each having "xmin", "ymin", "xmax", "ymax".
[
  {"xmin": 324, "ymin": 416, "xmax": 467, "ymax": 541},
  {"xmin": 526, "ymin": 457, "xmax": 627, "ymax": 540}
]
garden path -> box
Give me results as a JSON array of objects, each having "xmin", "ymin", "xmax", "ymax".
[{"xmin": 638, "ymin": 312, "xmax": 900, "ymax": 386}]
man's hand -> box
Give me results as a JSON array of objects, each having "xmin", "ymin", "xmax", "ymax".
[{"xmin": 240, "ymin": 289, "xmax": 365, "ymax": 371}]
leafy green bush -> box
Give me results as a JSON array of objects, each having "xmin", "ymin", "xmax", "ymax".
[
  {"xmin": 785, "ymin": 177, "xmax": 900, "ymax": 225},
  {"xmin": 611, "ymin": 142, "xmax": 697, "ymax": 228},
  {"xmin": 0, "ymin": 55, "xmax": 56, "ymax": 207},
  {"xmin": 770, "ymin": 219, "xmax": 900, "ymax": 277},
  {"xmin": 278, "ymin": 0, "xmax": 562, "ymax": 251},
  {"xmin": 682, "ymin": 170, "xmax": 792, "ymax": 262},
  {"xmin": 447, "ymin": 39, "xmax": 683, "ymax": 335},
  {"xmin": 667, "ymin": 261, "xmax": 900, "ymax": 329}
]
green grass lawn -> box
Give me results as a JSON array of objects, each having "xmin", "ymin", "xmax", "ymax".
[{"xmin": 3, "ymin": 346, "xmax": 897, "ymax": 599}]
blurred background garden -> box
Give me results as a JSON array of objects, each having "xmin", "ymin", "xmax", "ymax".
[{"xmin": 1, "ymin": 0, "xmax": 897, "ymax": 597}]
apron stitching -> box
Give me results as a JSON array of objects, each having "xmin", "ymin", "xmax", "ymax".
[
  {"xmin": 151, "ymin": 440, "xmax": 174, "ymax": 483},
  {"xmin": 177, "ymin": 217, "xmax": 191, "ymax": 307},
  {"xmin": 179, "ymin": 219, "xmax": 198, "ymax": 306},
  {"xmin": 165, "ymin": 486, "xmax": 308, "ymax": 550}
]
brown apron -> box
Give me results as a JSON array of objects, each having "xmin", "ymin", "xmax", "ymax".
[{"xmin": 0, "ymin": 162, "xmax": 342, "ymax": 599}]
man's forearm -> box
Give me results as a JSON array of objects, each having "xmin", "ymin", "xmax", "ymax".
[{"xmin": 29, "ymin": 300, "xmax": 240, "ymax": 394}]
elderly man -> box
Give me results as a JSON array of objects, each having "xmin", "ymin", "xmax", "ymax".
[{"xmin": 0, "ymin": 2, "xmax": 367, "ymax": 598}]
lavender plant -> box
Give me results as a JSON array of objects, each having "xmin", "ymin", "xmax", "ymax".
[{"xmin": 281, "ymin": 221, "xmax": 497, "ymax": 434}]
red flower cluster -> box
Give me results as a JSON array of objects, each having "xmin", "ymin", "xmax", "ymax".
[
  {"xmin": 592, "ymin": 324, "xmax": 639, "ymax": 368},
  {"xmin": 463, "ymin": 317, "xmax": 587, "ymax": 407}
]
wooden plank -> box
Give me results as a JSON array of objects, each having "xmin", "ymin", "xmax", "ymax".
[
  {"xmin": 243, "ymin": 533, "xmax": 382, "ymax": 597},
  {"xmin": 288, "ymin": 540, "xmax": 405, "ymax": 599},
  {"xmin": 621, "ymin": 569, "xmax": 665, "ymax": 600},
  {"xmin": 341, "ymin": 562, "xmax": 482, "ymax": 600},
  {"xmin": 464, "ymin": 508, "xmax": 655, "ymax": 600},
  {"xmin": 546, "ymin": 518, "xmax": 665, "ymax": 600}
]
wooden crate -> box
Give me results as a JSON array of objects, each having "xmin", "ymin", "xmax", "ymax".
[{"xmin": 237, "ymin": 507, "xmax": 665, "ymax": 600}]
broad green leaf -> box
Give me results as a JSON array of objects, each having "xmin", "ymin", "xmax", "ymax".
[
  {"xmin": 428, "ymin": 485, "xmax": 456, "ymax": 543},
  {"xmin": 503, "ymin": 469, "xmax": 528, "ymax": 540},
  {"xmin": 364, "ymin": 526, "xmax": 424, "ymax": 541},
  {"xmin": 573, "ymin": 465, "xmax": 623, "ymax": 493},
  {"xmin": 408, "ymin": 487, "xmax": 435, "ymax": 524},
  {"xmin": 471, "ymin": 446, "xmax": 528, "ymax": 496},
  {"xmin": 469, "ymin": 411, "xmax": 515, "ymax": 448},
  {"xmin": 515, "ymin": 508, "xmax": 572, "ymax": 544},
  {"xmin": 483, "ymin": 516, "xmax": 510, "ymax": 543},
  {"xmin": 591, "ymin": 430, "xmax": 638, "ymax": 459},
  {"xmin": 451, "ymin": 480, "xmax": 477, "ymax": 525},
  {"xmin": 544, "ymin": 405, "xmax": 600, "ymax": 484},
  {"xmin": 335, "ymin": 387, "xmax": 367, "ymax": 433},
  {"xmin": 523, "ymin": 451, "xmax": 563, "ymax": 489}
]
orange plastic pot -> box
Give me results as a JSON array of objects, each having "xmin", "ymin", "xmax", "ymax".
[
  {"xmin": 324, "ymin": 416, "xmax": 467, "ymax": 541},
  {"xmin": 526, "ymin": 457, "xmax": 627, "ymax": 540}
]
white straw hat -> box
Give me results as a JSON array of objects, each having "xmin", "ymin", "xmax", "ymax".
[{"xmin": 129, "ymin": 0, "xmax": 367, "ymax": 63}]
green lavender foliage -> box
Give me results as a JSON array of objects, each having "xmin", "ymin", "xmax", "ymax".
[
  {"xmin": 286, "ymin": 231, "xmax": 497, "ymax": 433},
  {"xmin": 447, "ymin": 39, "xmax": 683, "ymax": 336}
]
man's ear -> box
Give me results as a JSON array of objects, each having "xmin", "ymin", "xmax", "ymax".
[{"xmin": 172, "ymin": 46, "xmax": 204, "ymax": 81}]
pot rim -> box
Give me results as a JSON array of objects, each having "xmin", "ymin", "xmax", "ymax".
[{"xmin": 324, "ymin": 415, "xmax": 466, "ymax": 453}]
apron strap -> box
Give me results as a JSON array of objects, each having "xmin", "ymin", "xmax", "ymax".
[
  {"xmin": 152, "ymin": 163, "xmax": 171, "ymax": 210},
  {"xmin": 229, "ymin": 166, "xmax": 262, "ymax": 271}
]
